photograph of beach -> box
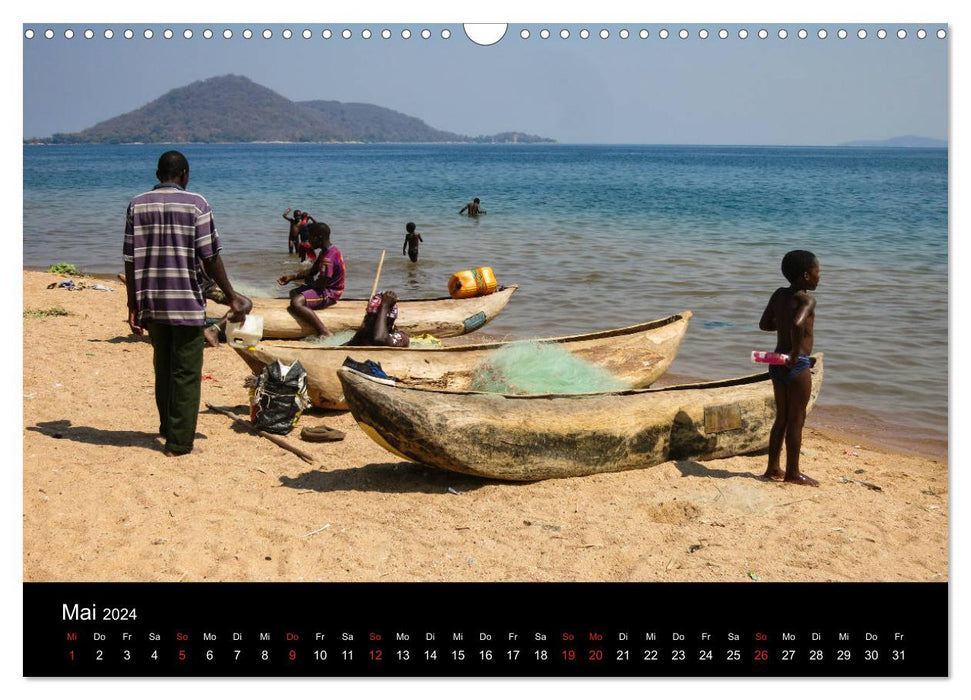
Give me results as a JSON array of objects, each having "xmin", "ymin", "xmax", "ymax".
[{"xmin": 21, "ymin": 20, "xmax": 947, "ymax": 589}]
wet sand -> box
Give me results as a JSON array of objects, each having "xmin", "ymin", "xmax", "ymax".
[{"xmin": 22, "ymin": 270, "xmax": 947, "ymax": 583}]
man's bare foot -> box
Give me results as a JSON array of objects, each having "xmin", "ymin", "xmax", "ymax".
[
  {"xmin": 763, "ymin": 468, "xmax": 785, "ymax": 481},
  {"xmin": 784, "ymin": 472, "xmax": 819, "ymax": 487},
  {"xmin": 164, "ymin": 446, "xmax": 203, "ymax": 457},
  {"xmin": 204, "ymin": 326, "xmax": 221, "ymax": 348}
]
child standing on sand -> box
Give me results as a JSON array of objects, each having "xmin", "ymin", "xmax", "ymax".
[
  {"xmin": 402, "ymin": 222, "xmax": 423, "ymax": 262},
  {"xmin": 759, "ymin": 249, "xmax": 821, "ymax": 487}
]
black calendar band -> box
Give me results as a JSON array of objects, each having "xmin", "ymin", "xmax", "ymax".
[{"xmin": 24, "ymin": 581, "xmax": 947, "ymax": 677}]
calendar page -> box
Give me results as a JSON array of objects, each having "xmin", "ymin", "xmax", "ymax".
[{"xmin": 18, "ymin": 6, "xmax": 950, "ymax": 681}]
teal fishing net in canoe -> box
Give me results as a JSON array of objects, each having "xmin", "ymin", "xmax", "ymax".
[{"xmin": 469, "ymin": 341, "xmax": 629, "ymax": 394}]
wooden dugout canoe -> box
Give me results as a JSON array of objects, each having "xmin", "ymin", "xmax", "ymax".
[
  {"xmin": 233, "ymin": 311, "xmax": 693, "ymax": 410},
  {"xmin": 338, "ymin": 354, "xmax": 823, "ymax": 482},
  {"xmin": 209, "ymin": 285, "xmax": 518, "ymax": 339}
]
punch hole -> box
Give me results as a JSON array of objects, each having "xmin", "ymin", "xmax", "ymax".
[
  {"xmin": 521, "ymin": 29, "xmax": 530, "ymax": 39},
  {"xmin": 778, "ymin": 29, "xmax": 788, "ymax": 39},
  {"xmin": 897, "ymin": 29, "xmax": 907, "ymax": 39},
  {"xmin": 817, "ymin": 29, "xmax": 827, "ymax": 39},
  {"xmin": 362, "ymin": 29, "xmax": 372, "ymax": 39},
  {"xmin": 619, "ymin": 29, "xmax": 629, "ymax": 39},
  {"xmin": 281, "ymin": 29, "xmax": 292, "ymax": 39},
  {"xmin": 323, "ymin": 29, "xmax": 332, "ymax": 39},
  {"xmin": 64, "ymin": 29, "xmax": 74, "ymax": 39},
  {"xmin": 422, "ymin": 29, "xmax": 431, "ymax": 39},
  {"xmin": 163, "ymin": 29, "xmax": 173, "ymax": 39},
  {"xmin": 877, "ymin": 29, "xmax": 887, "ymax": 39},
  {"xmin": 718, "ymin": 29, "xmax": 728, "ymax": 39},
  {"xmin": 917, "ymin": 29, "xmax": 927, "ymax": 39},
  {"xmin": 580, "ymin": 29, "xmax": 590, "ymax": 40},
  {"xmin": 242, "ymin": 29, "xmax": 253, "ymax": 40},
  {"xmin": 302, "ymin": 29, "xmax": 312, "ymax": 39},
  {"xmin": 659, "ymin": 29, "xmax": 669, "ymax": 40},
  {"xmin": 104, "ymin": 29, "xmax": 114, "ymax": 39},
  {"xmin": 758, "ymin": 29, "xmax": 768, "ymax": 39},
  {"xmin": 560, "ymin": 29, "xmax": 569, "ymax": 39},
  {"xmin": 44, "ymin": 29, "xmax": 54, "ymax": 39},
  {"xmin": 143, "ymin": 29, "xmax": 153, "ymax": 39},
  {"xmin": 401, "ymin": 29, "xmax": 411, "ymax": 39},
  {"xmin": 600, "ymin": 29, "xmax": 609, "ymax": 39},
  {"xmin": 342, "ymin": 29, "xmax": 352, "ymax": 39},
  {"xmin": 798, "ymin": 29, "xmax": 808, "ymax": 39},
  {"xmin": 699, "ymin": 29, "xmax": 709, "ymax": 39},
  {"xmin": 464, "ymin": 24, "xmax": 506, "ymax": 46},
  {"xmin": 858, "ymin": 29, "xmax": 867, "ymax": 39},
  {"xmin": 640, "ymin": 29, "xmax": 650, "ymax": 39},
  {"xmin": 183, "ymin": 29, "xmax": 193, "ymax": 39},
  {"xmin": 125, "ymin": 29, "xmax": 134, "ymax": 40},
  {"xmin": 738, "ymin": 29, "xmax": 748, "ymax": 39},
  {"xmin": 24, "ymin": 29, "xmax": 34, "ymax": 39},
  {"xmin": 263, "ymin": 29, "xmax": 273, "ymax": 39},
  {"xmin": 441, "ymin": 29, "xmax": 451, "ymax": 39},
  {"xmin": 540, "ymin": 29, "xmax": 550, "ymax": 39},
  {"xmin": 223, "ymin": 29, "xmax": 232, "ymax": 39},
  {"xmin": 85, "ymin": 29, "xmax": 95, "ymax": 39},
  {"xmin": 936, "ymin": 29, "xmax": 946, "ymax": 39},
  {"xmin": 382, "ymin": 29, "xmax": 391, "ymax": 39},
  {"xmin": 837, "ymin": 29, "xmax": 847, "ymax": 39}
]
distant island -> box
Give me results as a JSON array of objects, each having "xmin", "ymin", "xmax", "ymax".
[
  {"xmin": 839, "ymin": 135, "xmax": 947, "ymax": 148},
  {"xmin": 25, "ymin": 74, "xmax": 556, "ymax": 145}
]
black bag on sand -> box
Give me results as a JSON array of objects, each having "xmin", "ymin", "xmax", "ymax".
[{"xmin": 252, "ymin": 360, "xmax": 310, "ymax": 435}]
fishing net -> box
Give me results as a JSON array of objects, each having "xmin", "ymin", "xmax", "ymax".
[{"xmin": 469, "ymin": 341, "xmax": 629, "ymax": 395}]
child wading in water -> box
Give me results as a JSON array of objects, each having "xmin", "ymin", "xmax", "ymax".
[
  {"xmin": 402, "ymin": 222, "xmax": 423, "ymax": 262},
  {"xmin": 759, "ymin": 249, "xmax": 821, "ymax": 487}
]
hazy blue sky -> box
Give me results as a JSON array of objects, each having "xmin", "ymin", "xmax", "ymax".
[{"xmin": 22, "ymin": 21, "xmax": 947, "ymax": 145}]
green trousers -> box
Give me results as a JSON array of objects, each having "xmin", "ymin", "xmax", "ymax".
[{"xmin": 147, "ymin": 322, "xmax": 205, "ymax": 455}]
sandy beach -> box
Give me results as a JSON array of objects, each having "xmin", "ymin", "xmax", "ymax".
[{"xmin": 22, "ymin": 270, "xmax": 948, "ymax": 583}]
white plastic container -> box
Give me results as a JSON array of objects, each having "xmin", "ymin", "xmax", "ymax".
[{"xmin": 225, "ymin": 315, "xmax": 264, "ymax": 349}]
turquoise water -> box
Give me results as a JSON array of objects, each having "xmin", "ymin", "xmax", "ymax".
[{"xmin": 23, "ymin": 143, "xmax": 948, "ymax": 447}]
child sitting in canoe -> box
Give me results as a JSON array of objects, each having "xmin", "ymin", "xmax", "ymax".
[
  {"xmin": 346, "ymin": 290, "xmax": 410, "ymax": 347},
  {"xmin": 758, "ymin": 249, "xmax": 821, "ymax": 487},
  {"xmin": 277, "ymin": 222, "xmax": 345, "ymax": 339}
]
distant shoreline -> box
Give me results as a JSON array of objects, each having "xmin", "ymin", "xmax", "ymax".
[{"xmin": 22, "ymin": 140, "xmax": 948, "ymax": 148}]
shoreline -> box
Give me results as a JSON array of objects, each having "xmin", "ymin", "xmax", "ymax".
[
  {"xmin": 25, "ymin": 266, "xmax": 947, "ymax": 460},
  {"xmin": 22, "ymin": 270, "xmax": 948, "ymax": 583}
]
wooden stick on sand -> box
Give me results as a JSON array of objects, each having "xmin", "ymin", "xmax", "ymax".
[
  {"xmin": 370, "ymin": 249, "xmax": 387, "ymax": 299},
  {"xmin": 206, "ymin": 403, "xmax": 316, "ymax": 465}
]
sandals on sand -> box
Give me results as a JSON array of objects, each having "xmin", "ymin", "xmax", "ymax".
[{"xmin": 300, "ymin": 425, "xmax": 346, "ymax": 442}]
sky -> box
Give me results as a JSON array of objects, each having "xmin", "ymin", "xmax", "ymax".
[{"xmin": 22, "ymin": 19, "xmax": 948, "ymax": 145}]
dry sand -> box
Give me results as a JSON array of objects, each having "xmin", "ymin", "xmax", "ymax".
[{"xmin": 22, "ymin": 270, "xmax": 948, "ymax": 583}]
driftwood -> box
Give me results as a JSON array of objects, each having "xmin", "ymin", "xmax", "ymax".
[
  {"xmin": 840, "ymin": 476, "xmax": 883, "ymax": 492},
  {"xmin": 205, "ymin": 402, "xmax": 315, "ymax": 465}
]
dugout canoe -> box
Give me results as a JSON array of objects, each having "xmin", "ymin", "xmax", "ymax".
[
  {"xmin": 233, "ymin": 311, "xmax": 693, "ymax": 410},
  {"xmin": 337, "ymin": 354, "xmax": 823, "ymax": 481},
  {"xmin": 209, "ymin": 285, "xmax": 518, "ymax": 339}
]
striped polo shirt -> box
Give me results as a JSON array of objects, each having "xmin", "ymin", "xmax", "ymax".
[{"xmin": 123, "ymin": 182, "xmax": 222, "ymax": 326}]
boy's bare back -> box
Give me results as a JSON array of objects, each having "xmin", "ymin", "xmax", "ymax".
[{"xmin": 762, "ymin": 287, "xmax": 816, "ymax": 360}]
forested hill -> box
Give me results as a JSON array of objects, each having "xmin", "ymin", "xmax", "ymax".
[{"xmin": 33, "ymin": 75, "xmax": 555, "ymax": 145}]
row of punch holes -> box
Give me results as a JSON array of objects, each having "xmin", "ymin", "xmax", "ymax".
[{"xmin": 24, "ymin": 26, "xmax": 948, "ymax": 42}]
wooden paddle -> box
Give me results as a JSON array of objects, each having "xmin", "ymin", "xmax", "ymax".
[
  {"xmin": 206, "ymin": 402, "xmax": 315, "ymax": 465},
  {"xmin": 369, "ymin": 249, "xmax": 387, "ymax": 299}
]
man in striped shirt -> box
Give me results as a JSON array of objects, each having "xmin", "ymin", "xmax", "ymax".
[{"xmin": 124, "ymin": 151, "xmax": 251, "ymax": 456}]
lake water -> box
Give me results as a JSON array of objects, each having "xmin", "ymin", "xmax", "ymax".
[{"xmin": 23, "ymin": 143, "xmax": 948, "ymax": 452}]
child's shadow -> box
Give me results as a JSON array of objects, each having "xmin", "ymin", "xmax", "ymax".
[{"xmin": 674, "ymin": 459, "xmax": 767, "ymax": 481}]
